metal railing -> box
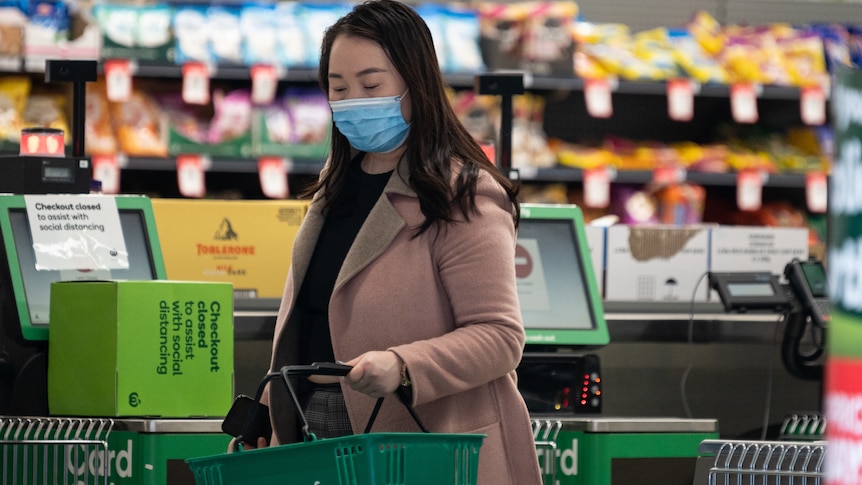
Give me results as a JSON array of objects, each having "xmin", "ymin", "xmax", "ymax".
[
  {"xmin": 699, "ymin": 439, "xmax": 827, "ymax": 485},
  {"xmin": 532, "ymin": 419, "xmax": 562, "ymax": 485},
  {"xmin": 0, "ymin": 417, "xmax": 114, "ymax": 485},
  {"xmin": 778, "ymin": 414, "xmax": 826, "ymax": 442}
]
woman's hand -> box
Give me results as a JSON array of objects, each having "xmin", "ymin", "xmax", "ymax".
[
  {"xmin": 227, "ymin": 436, "xmax": 268, "ymax": 453},
  {"xmin": 344, "ymin": 351, "xmax": 403, "ymax": 398}
]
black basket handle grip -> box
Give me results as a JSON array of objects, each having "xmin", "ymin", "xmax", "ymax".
[{"xmin": 290, "ymin": 363, "xmax": 428, "ymax": 433}]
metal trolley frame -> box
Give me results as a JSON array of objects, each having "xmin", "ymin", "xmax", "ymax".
[
  {"xmin": 698, "ymin": 439, "xmax": 827, "ymax": 485},
  {"xmin": 1, "ymin": 416, "xmax": 114, "ymax": 485},
  {"xmin": 532, "ymin": 419, "xmax": 562, "ymax": 485}
]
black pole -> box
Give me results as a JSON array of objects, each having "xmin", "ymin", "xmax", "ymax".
[
  {"xmin": 44, "ymin": 60, "xmax": 97, "ymax": 157},
  {"xmin": 499, "ymin": 93, "xmax": 513, "ymax": 172},
  {"xmin": 475, "ymin": 73, "xmax": 525, "ymax": 181},
  {"xmin": 71, "ymin": 80, "xmax": 86, "ymax": 157}
]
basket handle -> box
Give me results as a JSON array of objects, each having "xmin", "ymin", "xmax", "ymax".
[
  {"xmin": 288, "ymin": 363, "xmax": 430, "ymax": 434},
  {"xmin": 234, "ymin": 370, "xmax": 283, "ymax": 450},
  {"xmin": 364, "ymin": 387, "xmax": 429, "ymax": 434},
  {"xmin": 236, "ymin": 363, "xmax": 352, "ymax": 448},
  {"xmin": 242, "ymin": 363, "xmax": 429, "ymax": 447}
]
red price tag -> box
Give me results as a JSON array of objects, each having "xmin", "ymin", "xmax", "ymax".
[
  {"xmin": 479, "ymin": 141, "xmax": 496, "ymax": 166},
  {"xmin": 652, "ymin": 166, "xmax": 685, "ymax": 186},
  {"xmin": 731, "ymin": 83, "xmax": 759, "ymax": 124},
  {"xmin": 177, "ymin": 154, "xmax": 207, "ymax": 198},
  {"xmin": 258, "ymin": 157, "xmax": 288, "ymax": 199},
  {"xmin": 805, "ymin": 171, "xmax": 828, "ymax": 214},
  {"xmin": 584, "ymin": 78, "xmax": 613, "ymax": 119},
  {"xmin": 800, "ymin": 86, "xmax": 826, "ymax": 126},
  {"xmin": 667, "ymin": 78, "xmax": 695, "ymax": 122},
  {"xmin": 182, "ymin": 62, "xmax": 210, "ymax": 105},
  {"xmin": 92, "ymin": 154, "xmax": 121, "ymax": 194},
  {"xmin": 736, "ymin": 169, "xmax": 763, "ymax": 211},
  {"xmin": 104, "ymin": 59, "xmax": 133, "ymax": 103},
  {"xmin": 583, "ymin": 167, "xmax": 611, "ymax": 208},
  {"xmin": 251, "ymin": 64, "xmax": 278, "ymax": 106}
]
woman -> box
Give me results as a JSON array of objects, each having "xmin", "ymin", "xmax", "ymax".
[{"xmin": 261, "ymin": 1, "xmax": 542, "ymax": 483}]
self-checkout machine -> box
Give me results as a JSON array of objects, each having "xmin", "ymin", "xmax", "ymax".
[
  {"xmin": 0, "ymin": 60, "xmax": 231, "ymax": 485},
  {"xmin": 512, "ymin": 201, "xmax": 720, "ymax": 485},
  {"xmin": 476, "ymin": 72, "xmax": 719, "ymax": 485}
]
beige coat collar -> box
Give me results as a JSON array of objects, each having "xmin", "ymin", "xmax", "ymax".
[{"xmin": 289, "ymin": 160, "xmax": 414, "ymax": 303}]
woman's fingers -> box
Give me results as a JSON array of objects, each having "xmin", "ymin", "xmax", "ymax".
[
  {"xmin": 344, "ymin": 351, "xmax": 401, "ymax": 397},
  {"xmin": 226, "ymin": 436, "xmax": 268, "ymax": 452}
]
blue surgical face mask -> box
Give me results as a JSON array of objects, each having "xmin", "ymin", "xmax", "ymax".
[{"xmin": 329, "ymin": 90, "xmax": 410, "ymax": 153}]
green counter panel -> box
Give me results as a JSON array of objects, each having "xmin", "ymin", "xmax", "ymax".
[
  {"xmin": 540, "ymin": 418, "xmax": 719, "ymax": 485},
  {"xmin": 556, "ymin": 430, "xmax": 719, "ymax": 485},
  {"xmin": 136, "ymin": 432, "xmax": 231, "ymax": 484}
]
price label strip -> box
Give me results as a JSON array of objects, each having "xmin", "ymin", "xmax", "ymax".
[
  {"xmin": 667, "ymin": 78, "xmax": 696, "ymax": 122},
  {"xmin": 583, "ymin": 166, "xmax": 611, "ymax": 208},
  {"xmin": 104, "ymin": 59, "xmax": 133, "ymax": 103},
  {"xmin": 251, "ymin": 64, "xmax": 279, "ymax": 106},
  {"xmin": 652, "ymin": 166, "xmax": 686, "ymax": 186},
  {"xmin": 737, "ymin": 169, "xmax": 764, "ymax": 211},
  {"xmin": 584, "ymin": 78, "xmax": 614, "ymax": 119},
  {"xmin": 182, "ymin": 62, "xmax": 211, "ymax": 106},
  {"xmin": 92, "ymin": 154, "xmax": 121, "ymax": 194},
  {"xmin": 731, "ymin": 83, "xmax": 759, "ymax": 124},
  {"xmin": 177, "ymin": 154, "xmax": 207, "ymax": 198},
  {"xmin": 258, "ymin": 157, "xmax": 289, "ymax": 199},
  {"xmin": 800, "ymin": 86, "xmax": 826, "ymax": 126},
  {"xmin": 805, "ymin": 171, "xmax": 828, "ymax": 214}
]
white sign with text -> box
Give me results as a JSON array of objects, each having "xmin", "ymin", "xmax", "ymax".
[{"xmin": 24, "ymin": 195, "xmax": 128, "ymax": 271}]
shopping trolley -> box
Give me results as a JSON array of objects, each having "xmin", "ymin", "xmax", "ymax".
[
  {"xmin": 186, "ymin": 363, "xmax": 485, "ymax": 485},
  {"xmin": 778, "ymin": 413, "xmax": 826, "ymax": 442},
  {"xmin": 0, "ymin": 416, "xmax": 114, "ymax": 485},
  {"xmin": 532, "ymin": 419, "xmax": 561, "ymax": 485},
  {"xmin": 696, "ymin": 439, "xmax": 827, "ymax": 484}
]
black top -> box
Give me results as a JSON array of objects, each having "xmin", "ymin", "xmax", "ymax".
[{"xmin": 296, "ymin": 159, "xmax": 393, "ymax": 364}]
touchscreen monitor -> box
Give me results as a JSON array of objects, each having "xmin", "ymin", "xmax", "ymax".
[
  {"xmin": 517, "ymin": 204, "xmax": 609, "ymax": 348},
  {"xmin": 0, "ymin": 194, "xmax": 166, "ymax": 342}
]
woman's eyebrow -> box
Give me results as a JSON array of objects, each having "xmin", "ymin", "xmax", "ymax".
[
  {"xmin": 328, "ymin": 67, "xmax": 388, "ymax": 80},
  {"xmin": 356, "ymin": 67, "xmax": 388, "ymax": 77}
]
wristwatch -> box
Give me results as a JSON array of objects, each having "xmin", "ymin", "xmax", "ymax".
[{"xmin": 400, "ymin": 363, "xmax": 411, "ymax": 388}]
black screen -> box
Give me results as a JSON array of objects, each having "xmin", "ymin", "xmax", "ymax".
[
  {"xmin": 516, "ymin": 219, "xmax": 596, "ymax": 331},
  {"xmin": 800, "ymin": 261, "xmax": 828, "ymax": 298}
]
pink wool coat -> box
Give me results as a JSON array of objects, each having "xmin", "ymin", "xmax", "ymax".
[{"xmin": 265, "ymin": 160, "xmax": 542, "ymax": 485}]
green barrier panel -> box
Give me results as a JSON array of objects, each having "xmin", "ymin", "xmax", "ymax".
[{"xmin": 545, "ymin": 418, "xmax": 719, "ymax": 485}]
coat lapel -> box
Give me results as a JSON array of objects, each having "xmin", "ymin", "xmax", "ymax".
[
  {"xmin": 333, "ymin": 161, "xmax": 413, "ymax": 293},
  {"xmin": 292, "ymin": 160, "xmax": 416, "ymax": 301}
]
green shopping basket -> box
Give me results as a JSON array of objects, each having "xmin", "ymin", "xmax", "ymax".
[{"xmin": 187, "ymin": 363, "xmax": 485, "ymax": 485}]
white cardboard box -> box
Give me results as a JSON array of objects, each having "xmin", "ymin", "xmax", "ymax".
[
  {"xmin": 605, "ymin": 225, "xmax": 711, "ymax": 302},
  {"xmin": 585, "ymin": 226, "xmax": 605, "ymax": 298},
  {"xmin": 709, "ymin": 226, "xmax": 809, "ymax": 303},
  {"xmin": 709, "ymin": 226, "xmax": 809, "ymax": 275}
]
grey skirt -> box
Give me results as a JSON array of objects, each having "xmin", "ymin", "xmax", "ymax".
[{"xmin": 303, "ymin": 384, "xmax": 352, "ymax": 439}]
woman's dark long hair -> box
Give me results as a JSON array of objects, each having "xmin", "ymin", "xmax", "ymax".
[{"xmin": 305, "ymin": 0, "xmax": 519, "ymax": 234}]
